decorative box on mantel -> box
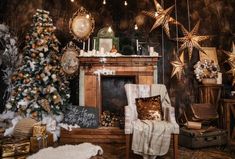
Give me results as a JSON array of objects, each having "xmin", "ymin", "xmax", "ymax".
[{"xmin": 78, "ymin": 56, "xmax": 160, "ymax": 109}]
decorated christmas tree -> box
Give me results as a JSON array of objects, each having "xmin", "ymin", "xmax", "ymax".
[{"xmin": 6, "ymin": 9, "xmax": 70, "ymax": 119}]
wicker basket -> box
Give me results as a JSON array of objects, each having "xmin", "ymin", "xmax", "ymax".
[{"xmin": 202, "ymin": 78, "xmax": 217, "ymax": 84}]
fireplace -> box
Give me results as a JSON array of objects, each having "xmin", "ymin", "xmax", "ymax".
[
  {"xmin": 60, "ymin": 56, "xmax": 159, "ymax": 144},
  {"xmin": 78, "ymin": 56, "xmax": 159, "ymax": 126},
  {"xmin": 101, "ymin": 76, "xmax": 135, "ymax": 128}
]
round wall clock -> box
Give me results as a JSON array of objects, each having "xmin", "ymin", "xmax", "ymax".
[
  {"xmin": 69, "ymin": 7, "xmax": 95, "ymax": 41},
  {"xmin": 61, "ymin": 42, "xmax": 80, "ymax": 78}
]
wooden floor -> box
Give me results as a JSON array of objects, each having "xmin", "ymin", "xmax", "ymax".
[{"xmin": 85, "ymin": 143, "xmax": 235, "ymax": 159}]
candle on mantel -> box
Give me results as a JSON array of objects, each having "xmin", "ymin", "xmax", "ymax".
[
  {"xmin": 83, "ymin": 41, "xmax": 85, "ymax": 50},
  {"xmin": 93, "ymin": 39, "xmax": 96, "ymax": 50},
  {"xmin": 136, "ymin": 39, "xmax": 139, "ymax": 52},
  {"xmin": 88, "ymin": 38, "xmax": 90, "ymax": 51}
]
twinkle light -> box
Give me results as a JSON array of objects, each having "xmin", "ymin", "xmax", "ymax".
[
  {"xmin": 103, "ymin": 0, "xmax": 106, "ymax": 5},
  {"xmin": 134, "ymin": 24, "xmax": 138, "ymax": 30},
  {"xmin": 86, "ymin": 14, "xmax": 90, "ymax": 19},
  {"xmin": 124, "ymin": 0, "xmax": 128, "ymax": 6},
  {"xmin": 154, "ymin": 12, "xmax": 158, "ymax": 17},
  {"xmin": 71, "ymin": 0, "xmax": 74, "ymax": 2},
  {"xmin": 108, "ymin": 26, "xmax": 112, "ymax": 33}
]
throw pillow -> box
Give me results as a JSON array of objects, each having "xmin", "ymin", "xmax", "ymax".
[{"xmin": 136, "ymin": 95, "xmax": 163, "ymax": 121}]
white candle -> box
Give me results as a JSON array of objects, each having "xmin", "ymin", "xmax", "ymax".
[
  {"xmin": 136, "ymin": 39, "xmax": 139, "ymax": 52},
  {"xmin": 100, "ymin": 47, "xmax": 104, "ymax": 54},
  {"xmin": 149, "ymin": 47, "xmax": 154, "ymax": 54},
  {"xmin": 93, "ymin": 39, "xmax": 96, "ymax": 50},
  {"xmin": 83, "ymin": 41, "xmax": 85, "ymax": 50},
  {"xmin": 88, "ymin": 38, "xmax": 90, "ymax": 51}
]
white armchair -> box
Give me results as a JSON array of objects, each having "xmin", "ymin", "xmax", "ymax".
[{"xmin": 124, "ymin": 84, "xmax": 179, "ymax": 159}]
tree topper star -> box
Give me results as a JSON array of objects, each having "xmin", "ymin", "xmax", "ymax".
[
  {"xmin": 176, "ymin": 21, "xmax": 210, "ymax": 60},
  {"xmin": 142, "ymin": 0, "xmax": 179, "ymax": 38},
  {"xmin": 170, "ymin": 50, "xmax": 185, "ymax": 80}
]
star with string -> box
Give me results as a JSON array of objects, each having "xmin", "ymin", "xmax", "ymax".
[
  {"xmin": 176, "ymin": 21, "xmax": 210, "ymax": 60},
  {"xmin": 142, "ymin": 0, "xmax": 179, "ymax": 38},
  {"xmin": 170, "ymin": 50, "xmax": 185, "ymax": 80},
  {"xmin": 224, "ymin": 42, "xmax": 235, "ymax": 63}
]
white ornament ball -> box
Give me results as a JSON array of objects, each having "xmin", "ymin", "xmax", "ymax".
[
  {"xmin": 39, "ymin": 53, "xmax": 44, "ymax": 57},
  {"xmin": 51, "ymin": 74, "xmax": 56, "ymax": 80},
  {"xmin": 6, "ymin": 103, "xmax": 12, "ymax": 109}
]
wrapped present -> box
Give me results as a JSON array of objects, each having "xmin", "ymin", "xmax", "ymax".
[
  {"xmin": 0, "ymin": 138, "xmax": 30, "ymax": 158},
  {"xmin": 30, "ymin": 135, "xmax": 48, "ymax": 153},
  {"xmin": 32, "ymin": 124, "xmax": 46, "ymax": 137}
]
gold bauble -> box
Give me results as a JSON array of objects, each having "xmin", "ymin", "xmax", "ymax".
[
  {"xmin": 18, "ymin": 73, "xmax": 24, "ymax": 78},
  {"xmin": 11, "ymin": 75, "xmax": 16, "ymax": 81},
  {"xmin": 36, "ymin": 75, "xmax": 41, "ymax": 80},
  {"xmin": 52, "ymin": 95, "xmax": 57, "ymax": 100},
  {"xmin": 31, "ymin": 53, "xmax": 36, "ymax": 58},
  {"xmin": 24, "ymin": 79, "xmax": 30, "ymax": 84}
]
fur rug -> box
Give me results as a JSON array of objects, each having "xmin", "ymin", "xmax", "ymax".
[{"xmin": 27, "ymin": 143, "xmax": 103, "ymax": 159}]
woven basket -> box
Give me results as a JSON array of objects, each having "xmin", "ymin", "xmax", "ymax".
[{"xmin": 202, "ymin": 78, "xmax": 217, "ymax": 84}]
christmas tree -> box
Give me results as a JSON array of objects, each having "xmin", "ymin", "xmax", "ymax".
[{"xmin": 6, "ymin": 9, "xmax": 70, "ymax": 119}]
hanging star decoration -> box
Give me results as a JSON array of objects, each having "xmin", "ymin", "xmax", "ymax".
[
  {"xmin": 224, "ymin": 42, "xmax": 235, "ymax": 63},
  {"xmin": 176, "ymin": 21, "xmax": 210, "ymax": 60},
  {"xmin": 142, "ymin": 0, "xmax": 179, "ymax": 38},
  {"xmin": 170, "ymin": 50, "xmax": 185, "ymax": 80},
  {"xmin": 225, "ymin": 43, "xmax": 235, "ymax": 85}
]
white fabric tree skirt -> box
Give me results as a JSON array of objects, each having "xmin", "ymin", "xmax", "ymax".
[{"xmin": 27, "ymin": 143, "xmax": 103, "ymax": 159}]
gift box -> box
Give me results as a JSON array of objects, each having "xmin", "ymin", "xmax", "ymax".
[
  {"xmin": 32, "ymin": 124, "xmax": 46, "ymax": 137},
  {"xmin": 30, "ymin": 135, "xmax": 48, "ymax": 153},
  {"xmin": 0, "ymin": 138, "xmax": 30, "ymax": 158}
]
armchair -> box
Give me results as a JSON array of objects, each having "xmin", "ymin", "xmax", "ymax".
[{"xmin": 124, "ymin": 84, "xmax": 179, "ymax": 159}]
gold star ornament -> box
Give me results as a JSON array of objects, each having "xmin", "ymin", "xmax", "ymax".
[
  {"xmin": 224, "ymin": 42, "xmax": 235, "ymax": 63},
  {"xmin": 142, "ymin": 0, "xmax": 179, "ymax": 38},
  {"xmin": 170, "ymin": 51, "xmax": 185, "ymax": 80},
  {"xmin": 176, "ymin": 21, "xmax": 210, "ymax": 60}
]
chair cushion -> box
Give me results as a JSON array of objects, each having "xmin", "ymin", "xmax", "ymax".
[{"xmin": 136, "ymin": 95, "xmax": 163, "ymax": 121}]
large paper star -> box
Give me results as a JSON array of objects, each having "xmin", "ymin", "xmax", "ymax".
[
  {"xmin": 176, "ymin": 21, "xmax": 210, "ymax": 60},
  {"xmin": 142, "ymin": 0, "xmax": 179, "ymax": 38},
  {"xmin": 224, "ymin": 43, "xmax": 235, "ymax": 63},
  {"xmin": 225, "ymin": 43, "xmax": 235, "ymax": 85},
  {"xmin": 170, "ymin": 51, "xmax": 185, "ymax": 80}
]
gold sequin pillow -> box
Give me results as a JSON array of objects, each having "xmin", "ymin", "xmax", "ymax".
[{"xmin": 136, "ymin": 95, "xmax": 163, "ymax": 121}]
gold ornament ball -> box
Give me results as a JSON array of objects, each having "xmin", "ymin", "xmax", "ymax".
[
  {"xmin": 36, "ymin": 75, "xmax": 40, "ymax": 80},
  {"xmin": 11, "ymin": 75, "xmax": 16, "ymax": 81},
  {"xmin": 31, "ymin": 53, "xmax": 36, "ymax": 58},
  {"xmin": 52, "ymin": 95, "xmax": 58, "ymax": 100},
  {"xmin": 18, "ymin": 73, "xmax": 24, "ymax": 78}
]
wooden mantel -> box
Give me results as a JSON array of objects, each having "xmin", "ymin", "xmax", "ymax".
[{"xmin": 78, "ymin": 56, "xmax": 160, "ymax": 108}]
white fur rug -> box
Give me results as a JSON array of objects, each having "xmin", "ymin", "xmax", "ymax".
[{"xmin": 27, "ymin": 143, "xmax": 103, "ymax": 159}]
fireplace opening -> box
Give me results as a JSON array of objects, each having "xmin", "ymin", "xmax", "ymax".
[{"xmin": 101, "ymin": 76, "xmax": 135, "ymax": 128}]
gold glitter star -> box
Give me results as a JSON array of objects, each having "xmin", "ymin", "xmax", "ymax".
[
  {"xmin": 170, "ymin": 50, "xmax": 185, "ymax": 80},
  {"xmin": 176, "ymin": 21, "xmax": 210, "ymax": 60},
  {"xmin": 142, "ymin": 0, "xmax": 179, "ymax": 38}
]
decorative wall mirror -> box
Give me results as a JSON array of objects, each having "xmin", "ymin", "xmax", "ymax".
[
  {"xmin": 69, "ymin": 7, "xmax": 95, "ymax": 42},
  {"xmin": 61, "ymin": 42, "xmax": 80, "ymax": 78},
  {"xmin": 93, "ymin": 27, "xmax": 119, "ymax": 53}
]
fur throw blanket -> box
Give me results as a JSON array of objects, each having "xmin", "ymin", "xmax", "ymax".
[{"xmin": 27, "ymin": 143, "xmax": 103, "ymax": 159}]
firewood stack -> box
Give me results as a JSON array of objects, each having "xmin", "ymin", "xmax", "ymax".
[{"xmin": 100, "ymin": 111, "xmax": 119, "ymax": 127}]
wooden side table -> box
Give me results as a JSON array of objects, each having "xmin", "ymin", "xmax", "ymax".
[
  {"xmin": 220, "ymin": 98, "xmax": 235, "ymax": 150},
  {"xmin": 199, "ymin": 84, "xmax": 223, "ymax": 110}
]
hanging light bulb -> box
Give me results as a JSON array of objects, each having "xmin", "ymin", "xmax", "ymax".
[
  {"xmin": 71, "ymin": 0, "xmax": 74, "ymax": 2},
  {"xmin": 134, "ymin": 24, "xmax": 138, "ymax": 30},
  {"xmin": 124, "ymin": 0, "xmax": 128, "ymax": 6},
  {"xmin": 108, "ymin": 26, "xmax": 112, "ymax": 33},
  {"xmin": 103, "ymin": 0, "xmax": 106, "ymax": 5},
  {"xmin": 86, "ymin": 14, "xmax": 90, "ymax": 19}
]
